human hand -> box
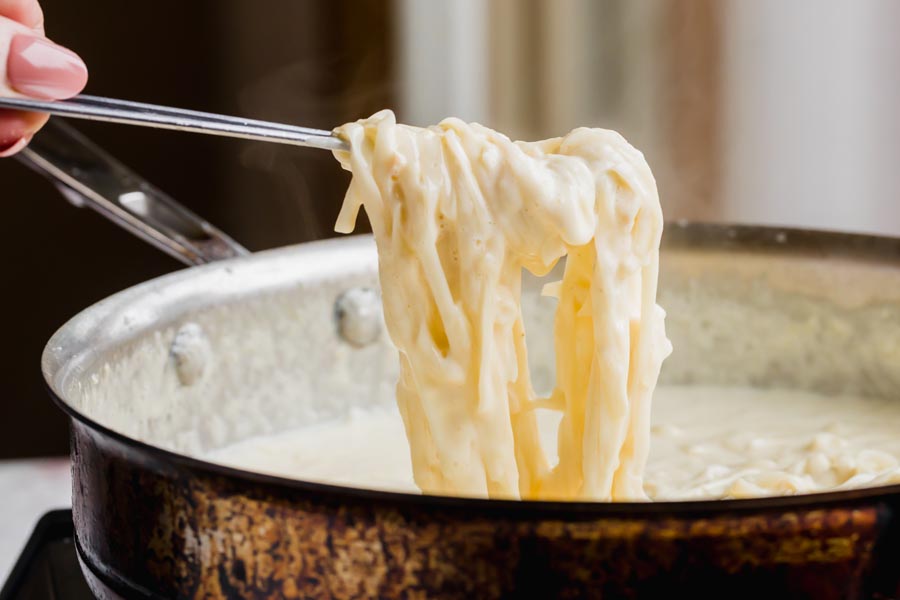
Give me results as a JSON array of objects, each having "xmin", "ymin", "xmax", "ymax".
[{"xmin": 1, "ymin": 0, "xmax": 87, "ymax": 156}]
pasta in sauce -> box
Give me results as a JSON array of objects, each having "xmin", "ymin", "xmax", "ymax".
[
  {"xmin": 332, "ymin": 111, "xmax": 671, "ymax": 501},
  {"xmin": 204, "ymin": 386, "xmax": 900, "ymax": 501}
]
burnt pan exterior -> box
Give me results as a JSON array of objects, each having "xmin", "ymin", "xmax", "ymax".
[{"xmin": 64, "ymin": 411, "xmax": 900, "ymax": 599}]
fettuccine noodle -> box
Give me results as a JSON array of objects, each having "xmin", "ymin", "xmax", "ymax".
[{"xmin": 333, "ymin": 110, "xmax": 671, "ymax": 501}]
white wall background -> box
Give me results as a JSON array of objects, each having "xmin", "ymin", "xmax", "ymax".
[
  {"xmin": 721, "ymin": 0, "xmax": 900, "ymax": 236},
  {"xmin": 396, "ymin": 0, "xmax": 900, "ymax": 236},
  {"xmin": 395, "ymin": 0, "xmax": 489, "ymax": 126}
]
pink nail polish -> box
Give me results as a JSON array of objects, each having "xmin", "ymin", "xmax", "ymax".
[
  {"xmin": 0, "ymin": 135, "xmax": 32, "ymax": 157},
  {"xmin": 7, "ymin": 35, "xmax": 88, "ymax": 100}
]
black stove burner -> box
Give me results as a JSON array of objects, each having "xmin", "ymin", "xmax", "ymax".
[{"xmin": 0, "ymin": 510, "xmax": 93, "ymax": 600}]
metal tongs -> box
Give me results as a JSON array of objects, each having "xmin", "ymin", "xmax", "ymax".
[
  {"xmin": 0, "ymin": 94, "xmax": 348, "ymax": 266},
  {"xmin": 0, "ymin": 95, "xmax": 347, "ymax": 151}
]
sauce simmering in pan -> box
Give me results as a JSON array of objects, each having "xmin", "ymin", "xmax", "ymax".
[
  {"xmin": 205, "ymin": 385, "xmax": 900, "ymax": 501},
  {"xmin": 330, "ymin": 111, "xmax": 670, "ymax": 501}
]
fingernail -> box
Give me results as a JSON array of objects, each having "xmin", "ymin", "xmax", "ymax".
[
  {"xmin": 0, "ymin": 135, "xmax": 32, "ymax": 157},
  {"xmin": 7, "ymin": 34, "xmax": 88, "ymax": 100}
]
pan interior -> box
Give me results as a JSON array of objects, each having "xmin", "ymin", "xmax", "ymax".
[{"xmin": 44, "ymin": 227, "xmax": 900, "ymax": 500}]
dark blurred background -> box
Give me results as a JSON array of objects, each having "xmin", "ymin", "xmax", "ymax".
[
  {"xmin": 0, "ymin": 0, "xmax": 394, "ymax": 456},
  {"xmin": 4, "ymin": 0, "xmax": 899, "ymax": 457}
]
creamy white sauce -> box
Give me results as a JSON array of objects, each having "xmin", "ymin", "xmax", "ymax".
[{"xmin": 205, "ymin": 385, "xmax": 900, "ymax": 501}]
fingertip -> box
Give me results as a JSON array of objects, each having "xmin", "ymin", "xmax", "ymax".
[
  {"xmin": 0, "ymin": 108, "xmax": 47, "ymax": 154},
  {"xmin": 0, "ymin": 0, "xmax": 45, "ymax": 30},
  {"xmin": 0, "ymin": 134, "xmax": 31, "ymax": 157}
]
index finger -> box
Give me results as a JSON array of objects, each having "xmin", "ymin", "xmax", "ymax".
[{"xmin": 0, "ymin": 0, "xmax": 43, "ymax": 31}]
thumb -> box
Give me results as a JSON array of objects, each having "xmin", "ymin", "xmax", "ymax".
[
  {"xmin": 1, "ymin": 15, "xmax": 87, "ymax": 100},
  {"xmin": 0, "ymin": 14, "xmax": 87, "ymax": 155}
]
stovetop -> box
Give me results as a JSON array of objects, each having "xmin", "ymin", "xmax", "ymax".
[{"xmin": 0, "ymin": 510, "xmax": 93, "ymax": 599}]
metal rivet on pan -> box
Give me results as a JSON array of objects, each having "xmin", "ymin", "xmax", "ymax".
[
  {"xmin": 170, "ymin": 322, "xmax": 212, "ymax": 386},
  {"xmin": 334, "ymin": 287, "xmax": 382, "ymax": 347}
]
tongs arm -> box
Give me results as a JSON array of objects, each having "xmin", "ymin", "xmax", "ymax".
[{"xmin": 16, "ymin": 119, "xmax": 249, "ymax": 266}]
